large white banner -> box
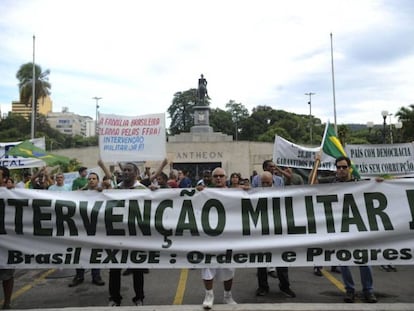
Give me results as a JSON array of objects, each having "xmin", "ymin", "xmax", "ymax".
[
  {"xmin": 98, "ymin": 113, "xmax": 166, "ymax": 162},
  {"xmin": 1, "ymin": 179, "xmax": 414, "ymax": 269},
  {"xmin": 274, "ymin": 135, "xmax": 414, "ymax": 176},
  {"xmin": 0, "ymin": 138, "xmax": 46, "ymax": 169},
  {"xmin": 273, "ymin": 135, "xmax": 336, "ymax": 171}
]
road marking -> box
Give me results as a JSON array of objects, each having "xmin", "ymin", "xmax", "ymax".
[
  {"xmin": 322, "ymin": 268, "xmax": 345, "ymax": 292},
  {"xmin": 323, "ymin": 268, "xmax": 367, "ymax": 302},
  {"xmin": 0, "ymin": 269, "xmax": 56, "ymax": 305},
  {"xmin": 173, "ymin": 268, "xmax": 189, "ymax": 305}
]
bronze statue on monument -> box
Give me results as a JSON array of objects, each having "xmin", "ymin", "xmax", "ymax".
[
  {"xmin": 197, "ymin": 74, "xmax": 209, "ymax": 105},
  {"xmin": 191, "ymin": 74, "xmax": 212, "ymax": 133}
]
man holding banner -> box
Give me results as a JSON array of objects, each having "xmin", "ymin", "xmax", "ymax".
[
  {"xmin": 200, "ymin": 167, "xmax": 237, "ymax": 309},
  {"xmin": 108, "ymin": 162, "xmax": 147, "ymax": 307},
  {"xmin": 333, "ymin": 156, "xmax": 377, "ymax": 303},
  {"xmin": 255, "ymin": 171, "xmax": 296, "ymax": 298}
]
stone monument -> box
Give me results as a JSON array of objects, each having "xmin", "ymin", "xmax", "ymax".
[
  {"xmin": 169, "ymin": 74, "xmax": 232, "ymax": 142},
  {"xmin": 191, "ymin": 74, "xmax": 213, "ymax": 133}
]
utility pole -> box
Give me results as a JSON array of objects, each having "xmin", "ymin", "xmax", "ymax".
[
  {"xmin": 93, "ymin": 97, "xmax": 102, "ymax": 136},
  {"xmin": 305, "ymin": 92, "xmax": 315, "ymax": 145}
]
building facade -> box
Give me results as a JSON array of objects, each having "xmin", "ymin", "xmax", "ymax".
[
  {"xmin": 11, "ymin": 96, "xmax": 53, "ymax": 119},
  {"xmin": 47, "ymin": 108, "xmax": 94, "ymax": 137}
]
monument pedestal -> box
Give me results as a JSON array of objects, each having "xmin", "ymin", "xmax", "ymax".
[
  {"xmin": 190, "ymin": 105, "xmax": 213, "ymax": 133},
  {"xmin": 169, "ymin": 105, "xmax": 233, "ymax": 143}
]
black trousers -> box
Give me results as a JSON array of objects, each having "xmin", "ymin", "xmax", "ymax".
[
  {"xmin": 257, "ymin": 267, "xmax": 290, "ymax": 290},
  {"xmin": 109, "ymin": 269, "xmax": 144, "ymax": 304}
]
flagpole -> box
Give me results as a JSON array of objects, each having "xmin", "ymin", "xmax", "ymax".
[
  {"xmin": 31, "ymin": 35, "xmax": 36, "ymax": 139},
  {"xmin": 309, "ymin": 122, "xmax": 329, "ymax": 185},
  {"xmin": 330, "ymin": 33, "xmax": 338, "ymax": 135}
]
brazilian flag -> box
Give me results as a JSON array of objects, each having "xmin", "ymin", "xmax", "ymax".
[
  {"xmin": 322, "ymin": 123, "xmax": 361, "ymax": 179},
  {"xmin": 7, "ymin": 140, "xmax": 70, "ymax": 166}
]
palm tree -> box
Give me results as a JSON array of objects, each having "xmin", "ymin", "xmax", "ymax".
[
  {"xmin": 396, "ymin": 104, "xmax": 414, "ymax": 142},
  {"xmin": 16, "ymin": 62, "xmax": 51, "ymax": 110}
]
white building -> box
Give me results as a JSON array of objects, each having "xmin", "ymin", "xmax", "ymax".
[{"xmin": 47, "ymin": 107, "xmax": 94, "ymax": 137}]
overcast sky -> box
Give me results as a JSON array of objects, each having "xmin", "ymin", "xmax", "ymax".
[{"xmin": 0, "ymin": 0, "xmax": 413, "ymax": 128}]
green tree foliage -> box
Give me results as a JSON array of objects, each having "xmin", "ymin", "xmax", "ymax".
[
  {"xmin": 166, "ymin": 87, "xmax": 414, "ymax": 145},
  {"xmin": 238, "ymin": 106, "xmax": 275, "ymax": 141},
  {"xmin": 209, "ymin": 108, "xmax": 234, "ymax": 135},
  {"xmin": 16, "ymin": 62, "xmax": 51, "ymax": 136},
  {"xmin": 168, "ymin": 89, "xmax": 201, "ymax": 135},
  {"xmin": 396, "ymin": 104, "xmax": 414, "ymax": 142},
  {"xmin": 237, "ymin": 106, "xmax": 323, "ymax": 144},
  {"xmin": 337, "ymin": 124, "xmax": 349, "ymax": 146},
  {"xmin": 16, "ymin": 63, "xmax": 51, "ymax": 107},
  {"xmin": 0, "ymin": 114, "xmax": 31, "ymax": 141},
  {"xmin": 225, "ymin": 100, "xmax": 249, "ymax": 139}
]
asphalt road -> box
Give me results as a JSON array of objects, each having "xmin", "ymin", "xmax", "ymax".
[{"xmin": 1, "ymin": 265, "xmax": 414, "ymax": 309}]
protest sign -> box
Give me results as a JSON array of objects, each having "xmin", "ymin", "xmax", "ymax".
[
  {"xmin": 98, "ymin": 113, "xmax": 166, "ymax": 162},
  {"xmin": 274, "ymin": 135, "xmax": 414, "ymax": 177},
  {"xmin": 345, "ymin": 143, "xmax": 414, "ymax": 176},
  {"xmin": 273, "ymin": 135, "xmax": 335, "ymax": 171}
]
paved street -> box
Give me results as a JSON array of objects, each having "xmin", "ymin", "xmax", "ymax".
[{"xmin": 1, "ymin": 265, "xmax": 414, "ymax": 310}]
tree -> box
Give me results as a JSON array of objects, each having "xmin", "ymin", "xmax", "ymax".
[
  {"xmin": 238, "ymin": 106, "xmax": 275, "ymax": 141},
  {"xmin": 237, "ymin": 106, "xmax": 318, "ymax": 144},
  {"xmin": 16, "ymin": 62, "xmax": 51, "ymax": 136},
  {"xmin": 225, "ymin": 100, "xmax": 249, "ymax": 140},
  {"xmin": 16, "ymin": 62, "xmax": 51, "ymax": 108},
  {"xmin": 337, "ymin": 124, "xmax": 349, "ymax": 146},
  {"xmin": 396, "ymin": 104, "xmax": 414, "ymax": 142},
  {"xmin": 0, "ymin": 113, "xmax": 30, "ymax": 141},
  {"xmin": 167, "ymin": 89, "xmax": 200, "ymax": 135},
  {"xmin": 209, "ymin": 108, "xmax": 234, "ymax": 135}
]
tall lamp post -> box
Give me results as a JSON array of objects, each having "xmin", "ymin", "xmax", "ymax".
[
  {"xmin": 93, "ymin": 97, "xmax": 102, "ymax": 136},
  {"xmin": 305, "ymin": 92, "xmax": 315, "ymax": 145},
  {"xmin": 388, "ymin": 113, "xmax": 394, "ymax": 144},
  {"xmin": 381, "ymin": 110, "xmax": 388, "ymax": 144}
]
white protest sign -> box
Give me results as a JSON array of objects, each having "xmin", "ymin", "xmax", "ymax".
[
  {"xmin": 274, "ymin": 135, "xmax": 414, "ymax": 177},
  {"xmin": 273, "ymin": 135, "xmax": 335, "ymax": 171},
  {"xmin": 98, "ymin": 113, "xmax": 166, "ymax": 162},
  {"xmin": 345, "ymin": 143, "xmax": 414, "ymax": 176}
]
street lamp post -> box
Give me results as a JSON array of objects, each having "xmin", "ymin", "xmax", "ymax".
[
  {"xmin": 381, "ymin": 110, "xmax": 388, "ymax": 144},
  {"xmin": 305, "ymin": 92, "xmax": 315, "ymax": 145},
  {"xmin": 388, "ymin": 113, "xmax": 394, "ymax": 144},
  {"xmin": 93, "ymin": 97, "xmax": 102, "ymax": 136}
]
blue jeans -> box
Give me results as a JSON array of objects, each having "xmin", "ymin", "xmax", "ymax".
[{"xmin": 341, "ymin": 266, "xmax": 373, "ymax": 293}]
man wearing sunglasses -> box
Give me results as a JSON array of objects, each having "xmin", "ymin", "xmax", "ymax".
[
  {"xmin": 200, "ymin": 167, "xmax": 237, "ymax": 309},
  {"xmin": 334, "ymin": 156, "xmax": 377, "ymax": 303}
]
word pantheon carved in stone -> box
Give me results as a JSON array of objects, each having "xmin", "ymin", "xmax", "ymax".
[{"xmin": 176, "ymin": 151, "xmax": 223, "ymax": 160}]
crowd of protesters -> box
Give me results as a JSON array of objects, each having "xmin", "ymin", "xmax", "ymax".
[{"xmin": 0, "ymin": 156, "xmax": 382, "ymax": 309}]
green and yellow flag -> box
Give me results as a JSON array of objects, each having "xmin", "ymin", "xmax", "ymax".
[
  {"xmin": 321, "ymin": 123, "xmax": 361, "ymax": 179},
  {"xmin": 7, "ymin": 140, "xmax": 70, "ymax": 166}
]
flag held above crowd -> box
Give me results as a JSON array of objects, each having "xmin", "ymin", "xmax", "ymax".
[
  {"xmin": 321, "ymin": 122, "xmax": 361, "ymax": 179},
  {"xmin": 6, "ymin": 140, "xmax": 70, "ymax": 166}
]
